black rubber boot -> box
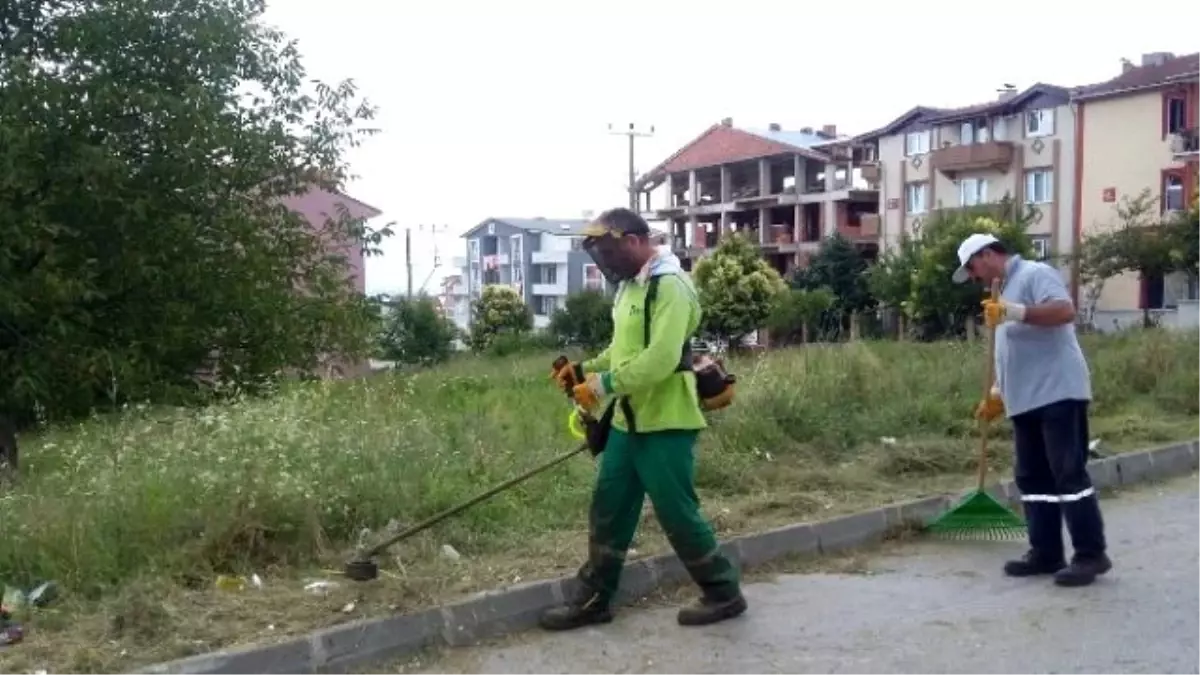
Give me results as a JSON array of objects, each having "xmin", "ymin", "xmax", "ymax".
[
  {"xmin": 538, "ymin": 590, "xmax": 613, "ymax": 631},
  {"xmin": 676, "ymin": 593, "xmax": 748, "ymax": 626},
  {"xmin": 1003, "ymin": 550, "xmax": 1066, "ymax": 577},
  {"xmin": 1054, "ymin": 553, "xmax": 1112, "ymax": 587}
]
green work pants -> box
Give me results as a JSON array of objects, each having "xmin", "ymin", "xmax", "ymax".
[{"xmin": 576, "ymin": 427, "xmax": 741, "ymax": 604}]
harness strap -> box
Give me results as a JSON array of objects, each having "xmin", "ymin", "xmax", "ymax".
[{"xmin": 621, "ymin": 274, "xmax": 692, "ymax": 434}]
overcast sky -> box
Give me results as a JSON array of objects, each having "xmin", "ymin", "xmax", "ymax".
[{"xmin": 261, "ymin": 0, "xmax": 1199, "ymax": 297}]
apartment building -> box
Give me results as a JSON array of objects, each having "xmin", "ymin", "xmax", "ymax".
[
  {"xmin": 456, "ymin": 217, "xmax": 606, "ymax": 329},
  {"xmin": 1074, "ymin": 51, "xmax": 1199, "ymax": 330},
  {"xmin": 853, "ymin": 84, "xmax": 1076, "ymax": 265},
  {"xmin": 632, "ymin": 118, "xmax": 881, "ymax": 276}
]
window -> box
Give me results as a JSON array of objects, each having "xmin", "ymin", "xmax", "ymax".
[
  {"xmin": 1024, "ymin": 169, "xmax": 1054, "ymax": 204},
  {"xmin": 904, "ymin": 130, "xmax": 931, "ymax": 156},
  {"xmin": 959, "ymin": 178, "xmax": 988, "ymax": 206},
  {"xmin": 904, "ymin": 182, "xmax": 927, "ymax": 214},
  {"xmin": 1164, "ymin": 174, "xmax": 1185, "ymax": 212},
  {"xmin": 1031, "ymin": 236, "xmax": 1050, "ymax": 261},
  {"xmin": 1166, "ymin": 97, "xmax": 1188, "ymax": 135},
  {"xmin": 992, "ymin": 117, "xmax": 1008, "ymax": 141},
  {"xmin": 535, "ymin": 296, "xmax": 559, "ymax": 316},
  {"xmin": 1025, "ymin": 109, "xmax": 1054, "ymax": 137},
  {"xmin": 583, "ymin": 264, "xmax": 605, "ymax": 291},
  {"xmin": 541, "ymin": 264, "xmax": 558, "ymax": 284},
  {"xmin": 509, "ymin": 235, "xmax": 524, "ymax": 284},
  {"xmin": 959, "ymin": 119, "xmax": 990, "ymax": 145}
]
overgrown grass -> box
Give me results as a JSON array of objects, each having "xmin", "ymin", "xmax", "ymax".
[{"xmin": 1, "ymin": 329, "xmax": 1196, "ymax": 672}]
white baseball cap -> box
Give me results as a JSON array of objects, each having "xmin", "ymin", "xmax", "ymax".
[{"xmin": 951, "ymin": 233, "xmax": 1000, "ymax": 283}]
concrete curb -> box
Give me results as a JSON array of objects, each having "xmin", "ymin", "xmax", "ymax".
[{"xmin": 140, "ymin": 439, "xmax": 1199, "ymax": 674}]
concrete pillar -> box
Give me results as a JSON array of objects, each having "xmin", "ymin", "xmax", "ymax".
[
  {"xmin": 691, "ymin": 218, "xmax": 705, "ymax": 248},
  {"xmin": 720, "ymin": 165, "xmax": 731, "ymax": 203},
  {"xmin": 664, "ymin": 173, "xmax": 674, "ymax": 208},
  {"xmin": 822, "ymin": 202, "xmax": 836, "ymax": 238},
  {"xmin": 793, "ymin": 155, "xmax": 803, "ymax": 194},
  {"xmin": 688, "ymin": 171, "xmax": 699, "ymax": 207},
  {"xmin": 719, "ymin": 211, "xmax": 732, "ymax": 238},
  {"xmin": 793, "ymin": 203, "xmax": 802, "ymax": 244},
  {"xmin": 759, "ymin": 158, "xmax": 772, "ymax": 196},
  {"xmin": 758, "ymin": 208, "xmax": 770, "ymax": 244}
]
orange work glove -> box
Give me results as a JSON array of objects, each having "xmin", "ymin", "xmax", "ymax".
[
  {"xmin": 974, "ymin": 386, "xmax": 1006, "ymax": 423},
  {"xmin": 571, "ymin": 372, "xmax": 609, "ymax": 412}
]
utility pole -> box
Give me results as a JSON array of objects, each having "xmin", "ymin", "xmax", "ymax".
[
  {"xmin": 608, "ymin": 122, "xmax": 655, "ymax": 211},
  {"xmin": 405, "ymin": 224, "xmax": 449, "ymax": 299}
]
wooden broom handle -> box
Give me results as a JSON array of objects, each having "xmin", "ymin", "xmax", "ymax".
[{"xmin": 977, "ymin": 278, "xmax": 1001, "ymax": 490}]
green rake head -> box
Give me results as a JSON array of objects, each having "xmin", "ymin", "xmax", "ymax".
[{"xmin": 927, "ymin": 490, "xmax": 1027, "ymax": 540}]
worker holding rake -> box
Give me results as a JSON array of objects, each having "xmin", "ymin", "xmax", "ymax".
[
  {"xmin": 543, "ymin": 207, "xmax": 746, "ymax": 631},
  {"xmin": 953, "ymin": 233, "xmax": 1112, "ymax": 587}
]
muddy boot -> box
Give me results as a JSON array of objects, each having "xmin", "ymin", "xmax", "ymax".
[
  {"xmin": 538, "ymin": 590, "xmax": 613, "ymax": 631},
  {"xmin": 676, "ymin": 592, "xmax": 748, "ymax": 627},
  {"xmin": 1003, "ymin": 550, "xmax": 1066, "ymax": 577},
  {"xmin": 1054, "ymin": 553, "xmax": 1112, "ymax": 587}
]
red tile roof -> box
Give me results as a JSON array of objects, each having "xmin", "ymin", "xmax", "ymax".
[
  {"xmin": 1075, "ymin": 53, "xmax": 1199, "ymax": 100},
  {"xmin": 636, "ymin": 123, "xmax": 828, "ymax": 188}
]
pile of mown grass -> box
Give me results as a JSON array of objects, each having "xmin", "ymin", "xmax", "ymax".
[{"xmin": 0, "ymin": 328, "xmax": 1195, "ymax": 672}]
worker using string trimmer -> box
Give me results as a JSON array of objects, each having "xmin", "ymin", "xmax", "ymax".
[
  {"xmin": 544, "ymin": 207, "xmax": 745, "ymax": 631},
  {"xmin": 954, "ymin": 233, "xmax": 1112, "ymax": 587}
]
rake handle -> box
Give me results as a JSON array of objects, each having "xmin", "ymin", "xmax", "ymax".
[{"xmin": 977, "ymin": 278, "xmax": 1001, "ymax": 490}]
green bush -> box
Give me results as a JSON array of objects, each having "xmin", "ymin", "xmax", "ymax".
[{"xmin": 547, "ymin": 290, "xmax": 613, "ymax": 351}]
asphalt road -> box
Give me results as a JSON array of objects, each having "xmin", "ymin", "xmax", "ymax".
[{"xmin": 406, "ymin": 476, "xmax": 1199, "ymax": 674}]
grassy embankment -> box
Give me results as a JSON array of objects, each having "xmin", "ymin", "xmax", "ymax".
[{"xmin": 1, "ymin": 328, "xmax": 1195, "ymax": 673}]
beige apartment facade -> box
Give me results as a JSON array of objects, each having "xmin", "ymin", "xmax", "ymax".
[
  {"xmin": 1073, "ymin": 52, "xmax": 1199, "ymax": 331},
  {"xmin": 856, "ymin": 84, "xmax": 1076, "ymax": 268}
]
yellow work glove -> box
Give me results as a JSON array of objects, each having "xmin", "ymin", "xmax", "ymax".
[
  {"xmin": 981, "ymin": 297, "xmax": 1027, "ymax": 328},
  {"xmin": 974, "ymin": 386, "xmax": 1005, "ymax": 423},
  {"xmin": 571, "ymin": 372, "xmax": 609, "ymax": 412}
]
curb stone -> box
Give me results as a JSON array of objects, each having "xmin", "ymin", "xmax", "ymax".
[{"xmin": 140, "ymin": 439, "xmax": 1199, "ymax": 674}]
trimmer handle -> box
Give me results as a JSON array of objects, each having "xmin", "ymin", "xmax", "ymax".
[{"xmin": 551, "ymin": 355, "xmax": 575, "ymax": 398}]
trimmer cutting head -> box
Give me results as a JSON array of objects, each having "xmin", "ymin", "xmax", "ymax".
[{"xmin": 343, "ymin": 557, "xmax": 380, "ymax": 582}]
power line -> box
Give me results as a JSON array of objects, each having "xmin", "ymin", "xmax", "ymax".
[
  {"xmin": 608, "ymin": 122, "xmax": 655, "ymax": 211},
  {"xmin": 405, "ymin": 224, "xmax": 449, "ymax": 298}
]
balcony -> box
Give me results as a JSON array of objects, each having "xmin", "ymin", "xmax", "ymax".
[
  {"xmin": 930, "ymin": 141, "xmax": 1015, "ymax": 176},
  {"xmin": 859, "ymin": 214, "xmax": 881, "ymax": 238},
  {"xmin": 481, "ymin": 253, "xmax": 510, "ymax": 268},
  {"xmin": 860, "ymin": 163, "xmax": 881, "ymax": 184},
  {"xmin": 531, "ymin": 249, "xmax": 570, "ymax": 264},
  {"xmin": 1170, "ymin": 128, "xmax": 1199, "ymax": 158},
  {"xmin": 532, "ymin": 281, "xmax": 568, "ymax": 296}
]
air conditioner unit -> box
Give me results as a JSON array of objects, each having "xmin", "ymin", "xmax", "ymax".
[{"xmin": 1169, "ymin": 133, "xmax": 1186, "ymax": 153}]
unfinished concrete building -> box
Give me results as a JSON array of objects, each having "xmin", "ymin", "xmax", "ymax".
[{"xmin": 633, "ymin": 118, "xmax": 881, "ymax": 276}]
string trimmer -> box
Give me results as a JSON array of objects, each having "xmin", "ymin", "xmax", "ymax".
[
  {"xmin": 343, "ymin": 357, "xmax": 596, "ymax": 582},
  {"xmin": 343, "ymin": 441, "xmax": 589, "ymax": 581}
]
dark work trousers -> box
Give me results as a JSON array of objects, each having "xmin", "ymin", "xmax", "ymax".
[{"xmin": 1011, "ymin": 398, "xmax": 1107, "ymax": 561}]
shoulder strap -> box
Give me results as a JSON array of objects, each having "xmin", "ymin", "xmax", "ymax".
[{"xmin": 644, "ymin": 274, "xmax": 664, "ymax": 347}]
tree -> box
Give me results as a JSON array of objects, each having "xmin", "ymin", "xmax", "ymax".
[
  {"xmin": 0, "ymin": 0, "xmax": 391, "ymax": 427},
  {"xmin": 691, "ymin": 232, "xmax": 787, "ymax": 345},
  {"xmin": 791, "ymin": 233, "xmax": 875, "ymax": 338},
  {"xmin": 469, "ymin": 286, "xmax": 533, "ymax": 352},
  {"xmin": 1074, "ymin": 190, "xmax": 1199, "ymax": 328},
  {"xmin": 765, "ymin": 287, "xmax": 836, "ymax": 345},
  {"xmin": 377, "ymin": 296, "xmax": 457, "ymax": 367},
  {"xmin": 548, "ymin": 290, "xmax": 613, "ymax": 351},
  {"xmin": 907, "ymin": 202, "xmax": 1033, "ymax": 339}
]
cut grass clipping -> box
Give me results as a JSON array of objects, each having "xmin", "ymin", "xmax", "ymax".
[{"xmin": 1, "ymin": 329, "xmax": 1196, "ymax": 673}]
